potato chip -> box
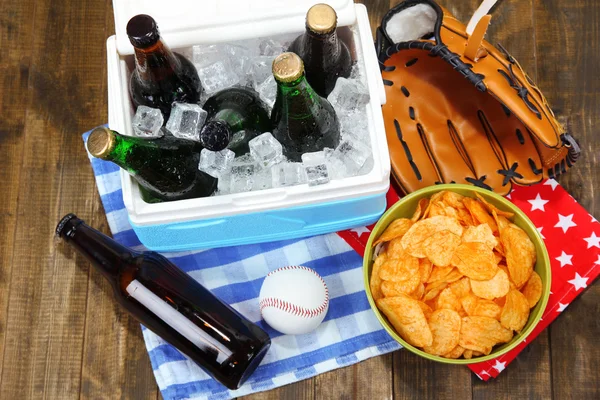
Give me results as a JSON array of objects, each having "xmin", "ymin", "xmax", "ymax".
[
  {"xmin": 442, "ymin": 191, "xmax": 465, "ymax": 210},
  {"xmin": 427, "ymin": 266, "xmax": 454, "ymax": 284},
  {"xmin": 498, "ymin": 264, "xmax": 517, "ymax": 290},
  {"xmin": 373, "ymin": 218, "xmax": 413, "ymax": 246},
  {"xmin": 493, "ymin": 251, "xmax": 504, "ymax": 265},
  {"xmin": 423, "ymin": 281, "xmax": 448, "ymax": 302},
  {"xmin": 501, "ymin": 289, "xmax": 530, "ymax": 332},
  {"xmin": 470, "ymin": 269, "xmax": 510, "ymax": 300},
  {"xmin": 463, "ymin": 198, "xmax": 498, "ymax": 233},
  {"xmin": 387, "ymin": 237, "xmax": 404, "ymax": 257},
  {"xmin": 423, "ymin": 309, "xmax": 461, "ymax": 355},
  {"xmin": 376, "ymin": 295, "xmax": 433, "ymax": 347},
  {"xmin": 423, "ymin": 231, "xmax": 462, "ymax": 267},
  {"xmin": 492, "ymin": 209, "xmax": 510, "ymax": 234},
  {"xmin": 452, "ymin": 242, "xmax": 499, "ymax": 280},
  {"xmin": 475, "ymin": 193, "xmax": 515, "ymax": 218},
  {"xmin": 449, "ymin": 277, "xmax": 471, "ymax": 299},
  {"xmin": 472, "ymin": 299, "xmax": 502, "ymax": 320},
  {"xmin": 494, "ymin": 296, "xmax": 506, "ymax": 308},
  {"xmin": 411, "ymin": 198, "xmax": 430, "ymax": 222},
  {"xmin": 441, "ymin": 269, "xmax": 464, "ymax": 284},
  {"xmin": 381, "ymin": 273, "xmax": 421, "ymax": 297},
  {"xmin": 379, "ymin": 254, "xmax": 419, "ymax": 282},
  {"xmin": 460, "ymin": 293, "xmax": 478, "ymax": 315},
  {"xmin": 442, "ymin": 204, "xmax": 460, "ymax": 219},
  {"xmin": 462, "ymin": 224, "xmax": 498, "ymax": 250},
  {"xmin": 419, "ymin": 258, "xmax": 433, "ymax": 283},
  {"xmin": 428, "ymin": 202, "xmax": 446, "ymax": 218},
  {"xmin": 459, "ymin": 316, "xmax": 513, "ymax": 353},
  {"xmin": 443, "ymin": 345, "xmax": 465, "ymax": 359},
  {"xmin": 501, "ymin": 226, "xmax": 536, "ymax": 289},
  {"xmin": 412, "ymin": 282, "xmax": 425, "ymax": 301},
  {"xmin": 401, "ymin": 216, "xmax": 464, "ymax": 258},
  {"xmin": 521, "ymin": 271, "xmax": 542, "ymax": 308},
  {"xmin": 457, "ymin": 207, "xmax": 475, "ymax": 226},
  {"xmin": 417, "ymin": 299, "xmax": 433, "ymax": 319},
  {"xmin": 436, "ymin": 287, "xmax": 462, "ymax": 312},
  {"xmin": 370, "ymin": 254, "xmax": 386, "ymax": 301},
  {"xmin": 463, "ymin": 349, "xmax": 474, "ymax": 359}
]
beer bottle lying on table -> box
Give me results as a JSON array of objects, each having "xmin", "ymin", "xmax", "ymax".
[
  {"xmin": 287, "ymin": 3, "xmax": 352, "ymax": 97},
  {"xmin": 127, "ymin": 14, "xmax": 202, "ymax": 119},
  {"xmin": 200, "ymin": 87, "xmax": 271, "ymax": 156},
  {"xmin": 271, "ymin": 52, "xmax": 340, "ymax": 162},
  {"xmin": 56, "ymin": 214, "xmax": 271, "ymax": 390},
  {"xmin": 87, "ymin": 127, "xmax": 217, "ymax": 201}
]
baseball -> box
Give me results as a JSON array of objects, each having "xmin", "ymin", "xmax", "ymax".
[{"xmin": 258, "ymin": 266, "xmax": 329, "ymax": 335}]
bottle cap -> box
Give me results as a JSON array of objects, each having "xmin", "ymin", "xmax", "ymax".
[
  {"xmin": 306, "ymin": 4, "xmax": 337, "ymax": 34},
  {"xmin": 56, "ymin": 213, "xmax": 81, "ymax": 238},
  {"xmin": 200, "ymin": 121, "xmax": 232, "ymax": 152},
  {"xmin": 126, "ymin": 14, "xmax": 161, "ymax": 48},
  {"xmin": 272, "ymin": 53, "xmax": 304, "ymax": 83},
  {"xmin": 87, "ymin": 127, "xmax": 116, "ymax": 159}
]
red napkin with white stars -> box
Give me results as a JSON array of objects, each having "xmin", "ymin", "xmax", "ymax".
[{"xmin": 337, "ymin": 179, "xmax": 600, "ymax": 380}]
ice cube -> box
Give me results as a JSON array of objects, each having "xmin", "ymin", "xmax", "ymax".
[
  {"xmin": 272, "ymin": 162, "xmax": 306, "ymax": 187},
  {"xmin": 165, "ymin": 103, "xmax": 207, "ymax": 141},
  {"xmin": 339, "ymin": 108, "xmax": 369, "ymax": 144},
  {"xmin": 305, "ymin": 164, "xmax": 330, "ymax": 186},
  {"xmin": 327, "ymin": 78, "xmax": 370, "ymax": 112},
  {"xmin": 198, "ymin": 148, "xmax": 235, "ymax": 178},
  {"xmin": 131, "ymin": 106, "xmax": 164, "ymax": 138},
  {"xmin": 197, "ymin": 61, "xmax": 240, "ymax": 95},
  {"xmin": 331, "ymin": 139, "xmax": 371, "ymax": 176},
  {"xmin": 253, "ymin": 167, "xmax": 273, "ymax": 191},
  {"xmin": 301, "ymin": 149, "xmax": 334, "ymax": 166},
  {"xmin": 257, "ymin": 75, "xmax": 277, "ymax": 109},
  {"xmin": 251, "ymin": 56, "xmax": 275, "ymax": 88},
  {"xmin": 229, "ymin": 160, "xmax": 256, "ymax": 194},
  {"xmin": 259, "ymin": 39, "xmax": 285, "ymax": 56},
  {"xmin": 249, "ymin": 132, "xmax": 285, "ymax": 168}
]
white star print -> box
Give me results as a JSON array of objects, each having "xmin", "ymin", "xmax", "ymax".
[
  {"xmin": 583, "ymin": 232, "xmax": 600, "ymax": 249},
  {"xmin": 592, "ymin": 215, "xmax": 598, "ymax": 224},
  {"xmin": 536, "ymin": 227, "xmax": 546, "ymax": 239},
  {"xmin": 492, "ymin": 360, "xmax": 506, "ymax": 373},
  {"xmin": 595, "ymin": 255, "xmax": 600, "ymax": 266},
  {"xmin": 555, "ymin": 251, "xmax": 573, "ymax": 268},
  {"xmin": 351, "ymin": 226, "xmax": 370, "ymax": 237},
  {"xmin": 555, "ymin": 214, "xmax": 577, "ymax": 233},
  {"xmin": 480, "ymin": 370, "xmax": 490, "ymax": 376},
  {"xmin": 506, "ymin": 192, "xmax": 512, "ymax": 200},
  {"xmin": 528, "ymin": 194, "xmax": 549, "ymax": 212},
  {"xmin": 557, "ymin": 302, "xmax": 569, "ymax": 312},
  {"xmin": 568, "ymin": 272, "xmax": 588, "ymax": 291},
  {"xmin": 544, "ymin": 179, "xmax": 559, "ymax": 190}
]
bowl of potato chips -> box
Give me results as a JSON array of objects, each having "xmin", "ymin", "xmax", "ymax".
[{"xmin": 364, "ymin": 184, "xmax": 550, "ymax": 363}]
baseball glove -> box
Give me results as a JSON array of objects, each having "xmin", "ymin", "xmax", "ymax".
[{"xmin": 376, "ymin": 0, "xmax": 580, "ymax": 196}]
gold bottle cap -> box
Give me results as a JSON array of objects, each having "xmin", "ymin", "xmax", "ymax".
[
  {"xmin": 87, "ymin": 127, "xmax": 116, "ymax": 159},
  {"xmin": 272, "ymin": 52, "xmax": 305, "ymax": 83},
  {"xmin": 306, "ymin": 3, "xmax": 337, "ymax": 34}
]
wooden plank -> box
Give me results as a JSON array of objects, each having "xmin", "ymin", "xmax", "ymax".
[
  {"xmin": 0, "ymin": 0, "xmax": 36, "ymax": 383},
  {"xmin": 531, "ymin": 1, "xmax": 600, "ymax": 399},
  {"xmin": 239, "ymin": 380, "xmax": 314, "ymax": 400}
]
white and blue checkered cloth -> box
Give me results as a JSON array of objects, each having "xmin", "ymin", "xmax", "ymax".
[{"xmin": 83, "ymin": 130, "xmax": 401, "ymax": 400}]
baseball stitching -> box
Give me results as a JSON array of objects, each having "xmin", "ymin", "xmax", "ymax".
[{"xmin": 259, "ymin": 266, "xmax": 329, "ymax": 319}]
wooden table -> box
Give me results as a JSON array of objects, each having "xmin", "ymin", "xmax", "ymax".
[{"xmin": 0, "ymin": 0, "xmax": 598, "ymax": 398}]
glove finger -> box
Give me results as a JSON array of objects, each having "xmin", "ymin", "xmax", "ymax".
[{"xmin": 478, "ymin": 103, "xmax": 544, "ymax": 187}]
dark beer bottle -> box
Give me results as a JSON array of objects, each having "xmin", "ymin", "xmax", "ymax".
[
  {"xmin": 287, "ymin": 3, "xmax": 352, "ymax": 97},
  {"xmin": 87, "ymin": 127, "xmax": 217, "ymax": 201},
  {"xmin": 271, "ymin": 52, "xmax": 340, "ymax": 162},
  {"xmin": 56, "ymin": 214, "xmax": 271, "ymax": 390},
  {"xmin": 200, "ymin": 87, "xmax": 271, "ymax": 156},
  {"xmin": 127, "ymin": 14, "xmax": 202, "ymax": 119}
]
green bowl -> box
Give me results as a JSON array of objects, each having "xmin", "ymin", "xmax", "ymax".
[{"xmin": 363, "ymin": 184, "xmax": 551, "ymax": 364}]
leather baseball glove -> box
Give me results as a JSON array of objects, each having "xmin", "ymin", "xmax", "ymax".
[{"xmin": 376, "ymin": 0, "xmax": 580, "ymax": 196}]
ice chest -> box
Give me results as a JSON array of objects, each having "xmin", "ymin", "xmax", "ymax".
[{"xmin": 106, "ymin": 0, "xmax": 390, "ymax": 251}]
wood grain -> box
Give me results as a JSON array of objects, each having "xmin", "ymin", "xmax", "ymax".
[{"xmin": 0, "ymin": 0, "xmax": 598, "ymax": 399}]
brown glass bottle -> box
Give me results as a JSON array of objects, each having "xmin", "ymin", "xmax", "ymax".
[
  {"xmin": 287, "ymin": 4, "xmax": 352, "ymax": 97},
  {"xmin": 56, "ymin": 214, "xmax": 271, "ymax": 390},
  {"xmin": 128, "ymin": 14, "xmax": 202, "ymax": 119}
]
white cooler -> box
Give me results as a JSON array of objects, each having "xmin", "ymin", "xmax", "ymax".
[{"xmin": 106, "ymin": 0, "xmax": 390, "ymax": 251}]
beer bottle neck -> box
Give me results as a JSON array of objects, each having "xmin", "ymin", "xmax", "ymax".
[
  {"xmin": 103, "ymin": 132, "xmax": 143, "ymax": 174},
  {"xmin": 133, "ymin": 39, "xmax": 180, "ymax": 82},
  {"xmin": 304, "ymin": 29, "xmax": 342, "ymax": 60},
  {"xmin": 276, "ymin": 75, "xmax": 323, "ymax": 115},
  {"xmin": 56, "ymin": 215, "xmax": 136, "ymax": 278}
]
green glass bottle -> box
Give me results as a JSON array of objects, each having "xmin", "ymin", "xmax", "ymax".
[
  {"xmin": 287, "ymin": 3, "xmax": 352, "ymax": 97},
  {"xmin": 200, "ymin": 87, "xmax": 271, "ymax": 156},
  {"xmin": 271, "ymin": 52, "xmax": 341, "ymax": 162},
  {"xmin": 87, "ymin": 127, "xmax": 217, "ymax": 202}
]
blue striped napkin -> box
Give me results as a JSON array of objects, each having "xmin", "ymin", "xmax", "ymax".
[{"xmin": 83, "ymin": 129, "xmax": 400, "ymax": 400}]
